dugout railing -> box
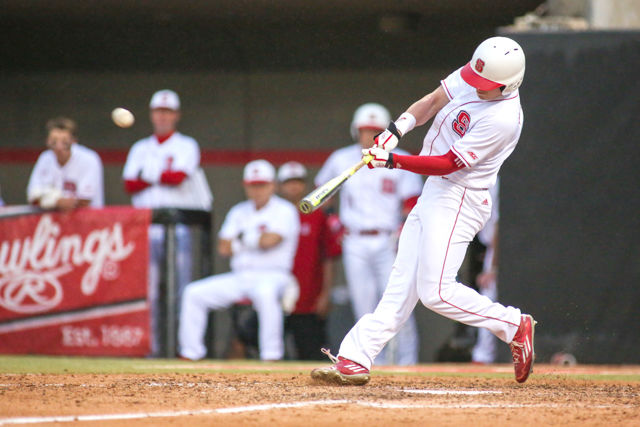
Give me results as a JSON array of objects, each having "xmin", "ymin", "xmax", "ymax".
[{"xmin": 151, "ymin": 208, "xmax": 213, "ymax": 358}]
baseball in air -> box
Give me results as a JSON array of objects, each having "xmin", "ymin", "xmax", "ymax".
[{"xmin": 111, "ymin": 107, "xmax": 135, "ymax": 128}]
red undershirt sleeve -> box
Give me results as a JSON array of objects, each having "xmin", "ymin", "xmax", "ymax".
[
  {"xmin": 123, "ymin": 178, "xmax": 151, "ymax": 194},
  {"xmin": 160, "ymin": 170, "xmax": 188, "ymax": 185},
  {"xmin": 392, "ymin": 150, "xmax": 466, "ymax": 176},
  {"xmin": 402, "ymin": 196, "xmax": 419, "ymax": 213}
]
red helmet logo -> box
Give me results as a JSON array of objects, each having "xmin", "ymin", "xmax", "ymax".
[{"xmin": 475, "ymin": 58, "xmax": 485, "ymax": 73}]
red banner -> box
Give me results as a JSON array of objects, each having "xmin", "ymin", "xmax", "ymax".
[{"xmin": 0, "ymin": 207, "xmax": 151, "ymax": 356}]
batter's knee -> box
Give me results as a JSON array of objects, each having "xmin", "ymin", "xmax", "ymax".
[{"xmin": 418, "ymin": 280, "xmax": 444, "ymax": 309}]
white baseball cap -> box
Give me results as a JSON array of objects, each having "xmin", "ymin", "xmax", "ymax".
[
  {"xmin": 243, "ymin": 159, "xmax": 276, "ymax": 184},
  {"xmin": 277, "ymin": 161, "xmax": 307, "ymax": 182},
  {"xmin": 149, "ymin": 89, "xmax": 181, "ymax": 111},
  {"xmin": 350, "ymin": 103, "xmax": 391, "ymax": 140}
]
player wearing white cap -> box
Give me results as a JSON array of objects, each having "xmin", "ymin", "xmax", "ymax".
[
  {"xmin": 277, "ymin": 161, "xmax": 342, "ymax": 360},
  {"xmin": 312, "ymin": 36, "xmax": 536, "ymax": 385},
  {"xmin": 122, "ymin": 89, "xmax": 213, "ymax": 356},
  {"xmin": 179, "ymin": 160, "xmax": 300, "ymax": 361},
  {"xmin": 27, "ymin": 117, "xmax": 104, "ymax": 210},
  {"xmin": 315, "ymin": 103, "xmax": 424, "ymax": 366}
]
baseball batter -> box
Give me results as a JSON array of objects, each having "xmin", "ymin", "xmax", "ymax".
[
  {"xmin": 315, "ymin": 103, "xmax": 424, "ymax": 365},
  {"xmin": 122, "ymin": 89, "xmax": 213, "ymax": 356},
  {"xmin": 179, "ymin": 160, "xmax": 299, "ymax": 361},
  {"xmin": 312, "ymin": 37, "xmax": 536, "ymax": 385},
  {"xmin": 27, "ymin": 117, "xmax": 104, "ymax": 210}
]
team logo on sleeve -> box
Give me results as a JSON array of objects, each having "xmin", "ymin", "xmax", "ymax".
[{"xmin": 452, "ymin": 111, "xmax": 471, "ymax": 137}]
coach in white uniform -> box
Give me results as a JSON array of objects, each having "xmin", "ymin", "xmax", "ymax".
[
  {"xmin": 179, "ymin": 160, "xmax": 299, "ymax": 361},
  {"xmin": 312, "ymin": 37, "xmax": 536, "ymax": 386},
  {"xmin": 27, "ymin": 117, "xmax": 103, "ymax": 210},
  {"xmin": 122, "ymin": 89, "xmax": 213, "ymax": 356},
  {"xmin": 315, "ymin": 103, "xmax": 423, "ymax": 365}
]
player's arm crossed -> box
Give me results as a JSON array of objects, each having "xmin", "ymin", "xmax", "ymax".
[{"xmin": 218, "ymin": 232, "xmax": 283, "ymax": 257}]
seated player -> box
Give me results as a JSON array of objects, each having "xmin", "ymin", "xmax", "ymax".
[{"xmin": 179, "ymin": 160, "xmax": 299, "ymax": 361}]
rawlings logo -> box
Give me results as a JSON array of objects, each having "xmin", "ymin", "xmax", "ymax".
[{"xmin": 0, "ymin": 215, "xmax": 135, "ymax": 314}]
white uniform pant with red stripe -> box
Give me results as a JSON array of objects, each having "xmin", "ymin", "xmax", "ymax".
[
  {"xmin": 342, "ymin": 234, "xmax": 419, "ymax": 366},
  {"xmin": 339, "ymin": 177, "xmax": 521, "ymax": 370}
]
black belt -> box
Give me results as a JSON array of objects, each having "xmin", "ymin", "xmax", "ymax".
[{"xmin": 347, "ymin": 229, "xmax": 392, "ymax": 236}]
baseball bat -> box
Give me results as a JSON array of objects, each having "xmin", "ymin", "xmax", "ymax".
[{"xmin": 299, "ymin": 155, "xmax": 373, "ymax": 214}]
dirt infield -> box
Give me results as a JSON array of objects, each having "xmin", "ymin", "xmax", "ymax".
[{"xmin": 1, "ymin": 364, "xmax": 639, "ymax": 426}]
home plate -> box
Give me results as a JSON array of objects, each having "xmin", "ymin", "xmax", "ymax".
[{"xmin": 402, "ymin": 389, "xmax": 503, "ymax": 395}]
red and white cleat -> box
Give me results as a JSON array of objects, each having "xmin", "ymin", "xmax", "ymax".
[
  {"xmin": 311, "ymin": 348, "xmax": 370, "ymax": 385},
  {"xmin": 510, "ymin": 314, "xmax": 537, "ymax": 383}
]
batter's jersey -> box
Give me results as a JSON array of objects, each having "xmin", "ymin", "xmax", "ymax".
[
  {"xmin": 219, "ymin": 195, "xmax": 300, "ymax": 272},
  {"xmin": 27, "ymin": 143, "xmax": 104, "ymax": 207},
  {"xmin": 122, "ymin": 132, "xmax": 212, "ymax": 210},
  {"xmin": 421, "ymin": 67, "xmax": 524, "ymax": 189},
  {"xmin": 315, "ymin": 144, "xmax": 423, "ymax": 232},
  {"xmin": 292, "ymin": 209, "xmax": 342, "ymax": 314}
]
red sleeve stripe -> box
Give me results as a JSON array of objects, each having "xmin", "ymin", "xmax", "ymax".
[
  {"xmin": 441, "ymin": 80, "xmax": 454, "ymax": 100},
  {"xmin": 450, "ymin": 146, "xmax": 471, "ymax": 168}
]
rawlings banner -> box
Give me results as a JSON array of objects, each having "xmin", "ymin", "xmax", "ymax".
[{"xmin": 0, "ymin": 207, "xmax": 151, "ymax": 356}]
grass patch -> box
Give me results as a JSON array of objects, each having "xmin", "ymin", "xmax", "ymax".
[
  {"xmin": 0, "ymin": 355, "xmax": 316, "ymax": 375},
  {"xmin": 0, "ymin": 356, "xmax": 638, "ymax": 382}
]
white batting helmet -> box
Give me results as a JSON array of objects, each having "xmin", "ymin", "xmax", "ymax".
[
  {"xmin": 350, "ymin": 103, "xmax": 391, "ymax": 140},
  {"xmin": 460, "ymin": 37, "xmax": 525, "ymax": 96}
]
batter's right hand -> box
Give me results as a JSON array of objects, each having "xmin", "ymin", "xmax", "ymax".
[
  {"xmin": 373, "ymin": 121, "xmax": 401, "ymax": 152},
  {"xmin": 362, "ymin": 147, "xmax": 394, "ymax": 169}
]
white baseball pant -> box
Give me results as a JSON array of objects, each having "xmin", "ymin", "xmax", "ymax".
[
  {"xmin": 472, "ymin": 279, "xmax": 498, "ymax": 363},
  {"xmin": 339, "ymin": 177, "xmax": 521, "ymax": 370},
  {"xmin": 472, "ymin": 244, "xmax": 499, "ymax": 363},
  {"xmin": 179, "ymin": 270, "xmax": 291, "ymax": 361},
  {"xmin": 342, "ymin": 233, "xmax": 419, "ymax": 365}
]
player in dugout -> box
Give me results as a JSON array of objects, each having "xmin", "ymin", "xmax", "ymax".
[
  {"xmin": 277, "ymin": 161, "xmax": 342, "ymax": 360},
  {"xmin": 27, "ymin": 117, "xmax": 104, "ymax": 211},
  {"xmin": 122, "ymin": 89, "xmax": 213, "ymax": 357},
  {"xmin": 179, "ymin": 160, "xmax": 299, "ymax": 362}
]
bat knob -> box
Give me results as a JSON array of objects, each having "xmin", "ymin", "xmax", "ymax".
[{"xmin": 299, "ymin": 199, "xmax": 313, "ymax": 214}]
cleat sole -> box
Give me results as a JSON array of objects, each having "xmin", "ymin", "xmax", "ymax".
[{"xmin": 311, "ymin": 367, "xmax": 370, "ymax": 386}]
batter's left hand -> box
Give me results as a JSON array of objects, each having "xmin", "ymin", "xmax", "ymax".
[
  {"xmin": 373, "ymin": 121, "xmax": 401, "ymax": 152},
  {"xmin": 362, "ymin": 147, "xmax": 393, "ymax": 169}
]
